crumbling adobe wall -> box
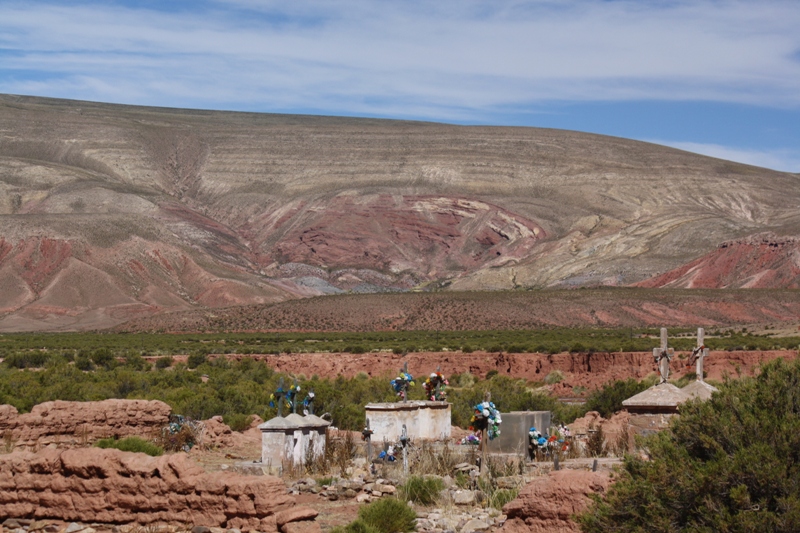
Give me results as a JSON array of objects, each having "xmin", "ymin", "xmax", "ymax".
[
  {"xmin": 0, "ymin": 399, "xmax": 172, "ymax": 450},
  {"xmin": 0, "ymin": 447, "xmax": 319, "ymax": 532}
]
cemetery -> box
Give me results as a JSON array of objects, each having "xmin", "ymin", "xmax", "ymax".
[{"xmin": 2, "ymin": 325, "xmax": 789, "ymax": 533}]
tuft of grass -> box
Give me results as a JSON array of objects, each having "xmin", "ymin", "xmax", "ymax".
[
  {"xmin": 399, "ymin": 475, "xmax": 445, "ymax": 505},
  {"xmin": 544, "ymin": 370, "xmax": 565, "ymax": 384},
  {"xmin": 95, "ymin": 436, "xmax": 163, "ymax": 456},
  {"xmin": 357, "ymin": 498, "xmax": 417, "ymax": 533}
]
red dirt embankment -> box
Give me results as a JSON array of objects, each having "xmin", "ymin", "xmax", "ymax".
[{"xmin": 223, "ymin": 349, "xmax": 798, "ymax": 393}]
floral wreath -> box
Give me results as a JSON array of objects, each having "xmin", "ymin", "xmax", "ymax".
[
  {"xmin": 423, "ymin": 371, "xmax": 449, "ymax": 401},
  {"xmin": 390, "ymin": 372, "xmax": 415, "ymax": 400},
  {"xmin": 468, "ymin": 400, "xmax": 502, "ymax": 440}
]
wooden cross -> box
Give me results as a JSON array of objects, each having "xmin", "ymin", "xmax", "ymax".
[
  {"xmin": 293, "ymin": 379, "xmax": 302, "ymax": 414},
  {"xmin": 400, "ymin": 424, "xmax": 409, "ymax": 475},
  {"xmin": 480, "ymin": 391, "xmax": 491, "ymax": 474},
  {"xmin": 276, "ymin": 377, "xmax": 285, "ymax": 417},
  {"xmin": 364, "ymin": 418, "xmax": 372, "ymax": 463},
  {"xmin": 653, "ymin": 328, "xmax": 674, "ymax": 384},
  {"xmin": 401, "ymin": 362, "xmax": 409, "ymax": 403},
  {"xmin": 690, "ymin": 327, "xmax": 710, "ymax": 382}
]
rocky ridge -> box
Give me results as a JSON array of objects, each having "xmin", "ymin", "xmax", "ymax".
[{"xmin": 2, "ymin": 94, "xmax": 800, "ymax": 331}]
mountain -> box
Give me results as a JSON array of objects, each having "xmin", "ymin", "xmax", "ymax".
[{"xmin": 1, "ymin": 94, "xmax": 799, "ymax": 331}]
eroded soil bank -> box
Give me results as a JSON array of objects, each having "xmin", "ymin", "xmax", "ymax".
[{"xmin": 205, "ymin": 349, "xmax": 798, "ymax": 395}]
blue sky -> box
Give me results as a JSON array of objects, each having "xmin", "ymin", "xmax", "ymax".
[{"xmin": 1, "ymin": 0, "xmax": 799, "ymax": 172}]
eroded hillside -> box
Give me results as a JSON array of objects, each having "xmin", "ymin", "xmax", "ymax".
[{"xmin": 1, "ymin": 94, "xmax": 799, "ymax": 330}]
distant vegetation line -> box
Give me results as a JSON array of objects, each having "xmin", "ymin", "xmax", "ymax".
[
  {"xmin": 1, "ymin": 327, "xmax": 798, "ymax": 364},
  {"xmin": 0, "ymin": 348, "xmax": 654, "ymax": 431}
]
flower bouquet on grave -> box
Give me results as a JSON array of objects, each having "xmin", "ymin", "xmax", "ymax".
[
  {"xmin": 285, "ymin": 383, "xmax": 301, "ymax": 409},
  {"xmin": 268, "ymin": 384, "xmax": 291, "ymax": 411},
  {"xmin": 423, "ymin": 371, "xmax": 449, "ymax": 401},
  {"xmin": 459, "ymin": 434, "xmax": 481, "ymax": 445},
  {"xmin": 469, "ymin": 400, "xmax": 502, "ymax": 440},
  {"xmin": 390, "ymin": 371, "xmax": 415, "ymax": 400},
  {"xmin": 302, "ymin": 391, "xmax": 315, "ymax": 415}
]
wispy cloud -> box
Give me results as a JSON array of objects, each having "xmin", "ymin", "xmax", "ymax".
[
  {"xmin": 1, "ymin": 0, "xmax": 799, "ymax": 116},
  {"xmin": 652, "ymin": 141, "xmax": 800, "ymax": 173},
  {"xmin": 1, "ymin": 1, "xmax": 800, "ymax": 172}
]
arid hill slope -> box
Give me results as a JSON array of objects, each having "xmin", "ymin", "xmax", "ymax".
[
  {"xmin": 115, "ymin": 289, "xmax": 800, "ymax": 333},
  {"xmin": 1, "ymin": 94, "xmax": 799, "ymax": 330}
]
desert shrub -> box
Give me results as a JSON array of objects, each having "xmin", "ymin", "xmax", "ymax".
[
  {"xmin": 350, "ymin": 346, "xmax": 366, "ymax": 354},
  {"xmin": 75, "ymin": 354, "xmax": 95, "ymax": 371},
  {"xmin": 91, "ymin": 348, "xmax": 116, "ymax": 369},
  {"xmin": 3, "ymin": 352, "xmax": 49, "ymax": 368},
  {"xmin": 187, "ymin": 352, "xmax": 207, "ymax": 369},
  {"xmin": 331, "ymin": 521, "xmax": 380, "ymax": 533},
  {"xmin": 155, "ymin": 356, "xmax": 173, "ymax": 369},
  {"xmin": 223, "ymin": 413, "xmax": 254, "ymax": 432},
  {"xmin": 579, "ymin": 357, "xmax": 800, "ymax": 532},
  {"xmin": 124, "ymin": 352, "xmax": 148, "ymax": 370},
  {"xmin": 544, "ymin": 370, "xmax": 565, "ymax": 384},
  {"xmin": 461, "ymin": 345, "xmax": 474, "ymax": 353},
  {"xmin": 95, "ymin": 436, "xmax": 163, "ymax": 456},
  {"xmin": 490, "ymin": 488, "xmax": 519, "ymax": 510},
  {"xmin": 392, "ymin": 347, "xmax": 404, "ymax": 355},
  {"xmin": 584, "ymin": 378, "xmax": 649, "ymax": 418},
  {"xmin": 399, "ymin": 475, "xmax": 445, "ymax": 505},
  {"xmin": 357, "ymin": 497, "xmax": 416, "ymax": 533},
  {"xmin": 586, "ymin": 425, "xmax": 607, "ymax": 457},
  {"xmin": 485, "ymin": 370, "xmax": 499, "ymax": 380}
]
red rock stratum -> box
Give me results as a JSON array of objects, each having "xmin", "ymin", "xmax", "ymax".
[{"xmin": 2, "ymin": 94, "xmax": 800, "ymax": 330}]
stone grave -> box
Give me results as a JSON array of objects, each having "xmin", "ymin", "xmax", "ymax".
[
  {"xmin": 622, "ymin": 328, "xmax": 691, "ymax": 435},
  {"xmin": 490, "ymin": 411, "xmax": 551, "ymax": 454},
  {"xmin": 365, "ymin": 363, "xmax": 451, "ymax": 442},
  {"xmin": 259, "ymin": 378, "xmax": 330, "ymax": 473}
]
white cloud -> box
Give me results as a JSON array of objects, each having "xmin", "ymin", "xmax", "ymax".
[
  {"xmin": 650, "ymin": 140, "xmax": 800, "ymax": 173},
  {"xmin": 1, "ymin": 0, "xmax": 800, "ymax": 116}
]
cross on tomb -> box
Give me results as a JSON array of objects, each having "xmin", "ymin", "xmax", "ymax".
[
  {"xmin": 401, "ymin": 362, "xmax": 410, "ymax": 403},
  {"xmin": 275, "ymin": 377, "xmax": 286, "ymax": 417},
  {"xmin": 653, "ymin": 328, "xmax": 674, "ymax": 384},
  {"xmin": 363, "ymin": 418, "xmax": 373, "ymax": 462},
  {"xmin": 291, "ymin": 379, "xmax": 300, "ymax": 414},
  {"xmin": 688, "ymin": 327, "xmax": 710, "ymax": 382},
  {"xmin": 400, "ymin": 424, "xmax": 409, "ymax": 475},
  {"xmin": 435, "ymin": 365, "xmax": 444, "ymax": 400}
]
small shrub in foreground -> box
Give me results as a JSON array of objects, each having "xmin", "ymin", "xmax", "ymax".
[
  {"xmin": 400, "ymin": 475, "xmax": 445, "ymax": 505},
  {"xmin": 358, "ymin": 498, "xmax": 416, "ymax": 533},
  {"xmin": 95, "ymin": 436, "xmax": 163, "ymax": 456}
]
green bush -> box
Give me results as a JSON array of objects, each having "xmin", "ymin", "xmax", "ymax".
[
  {"xmin": 584, "ymin": 378, "xmax": 649, "ymax": 418},
  {"xmin": 399, "ymin": 475, "xmax": 445, "ymax": 505},
  {"xmin": 223, "ymin": 413, "xmax": 254, "ymax": 432},
  {"xmin": 357, "ymin": 498, "xmax": 416, "ymax": 533},
  {"xmin": 187, "ymin": 353, "xmax": 207, "ymax": 369},
  {"xmin": 579, "ymin": 357, "xmax": 800, "ymax": 532},
  {"xmin": 75, "ymin": 355, "xmax": 95, "ymax": 371},
  {"xmin": 155, "ymin": 356, "xmax": 173, "ymax": 369},
  {"xmin": 4, "ymin": 352, "xmax": 49, "ymax": 368},
  {"xmin": 95, "ymin": 436, "xmax": 163, "ymax": 456}
]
